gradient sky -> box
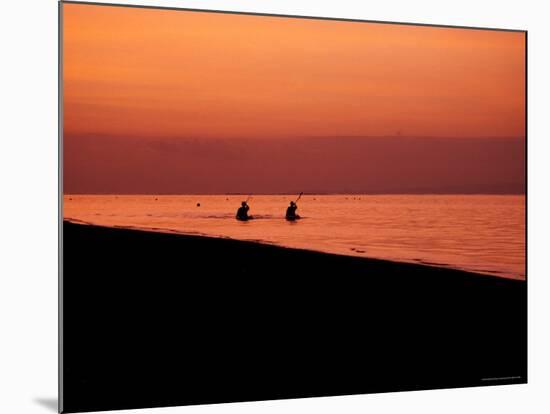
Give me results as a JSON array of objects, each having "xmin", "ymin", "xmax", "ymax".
[{"xmin": 63, "ymin": 3, "xmax": 526, "ymax": 194}]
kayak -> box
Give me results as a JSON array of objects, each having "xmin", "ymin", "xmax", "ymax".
[
  {"xmin": 285, "ymin": 215, "xmax": 301, "ymax": 221},
  {"xmin": 236, "ymin": 216, "xmax": 254, "ymax": 221}
]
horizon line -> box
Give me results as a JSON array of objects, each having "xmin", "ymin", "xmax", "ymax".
[{"xmin": 63, "ymin": 192, "xmax": 527, "ymax": 196}]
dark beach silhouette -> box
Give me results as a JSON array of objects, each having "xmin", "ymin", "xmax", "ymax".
[{"xmin": 62, "ymin": 221, "xmax": 526, "ymax": 412}]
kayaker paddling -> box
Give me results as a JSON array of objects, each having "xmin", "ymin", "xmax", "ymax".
[
  {"xmin": 285, "ymin": 192, "xmax": 302, "ymax": 221},
  {"xmin": 236, "ymin": 197, "xmax": 253, "ymax": 221}
]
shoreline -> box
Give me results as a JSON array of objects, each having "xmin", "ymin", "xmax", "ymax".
[{"xmin": 63, "ymin": 218, "xmax": 522, "ymax": 280}]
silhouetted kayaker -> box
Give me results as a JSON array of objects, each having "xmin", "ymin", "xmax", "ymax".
[
  {"xmin": 236, "ymin": 201, "xmax": 251, "ymax": 221},
  {"xmin": 286, "ymin": 201, "xmax": 300, "ymax": 221}
]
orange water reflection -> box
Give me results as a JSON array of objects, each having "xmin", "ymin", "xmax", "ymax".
[{"xmin": 64, "ymin": 194, "xmax": 525, "ymax": 280}]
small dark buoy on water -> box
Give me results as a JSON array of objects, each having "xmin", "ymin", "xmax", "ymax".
[
  {"xmin": 155, "ymin": 198, "xmax": 158, "ymax": 201},
  {"xmin": 197, "ymin": 202, "xmax": 201, "ymax": 207}
]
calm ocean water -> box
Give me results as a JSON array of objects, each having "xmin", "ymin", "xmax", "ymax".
[{"xmin": 64, "ymin": 194, "xmax": 525, "ymax": 280}]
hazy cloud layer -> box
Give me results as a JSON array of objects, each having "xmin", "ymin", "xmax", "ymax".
[{"xmin": 64, "ymin": 136, "xmax": 525, "ymax": 194}]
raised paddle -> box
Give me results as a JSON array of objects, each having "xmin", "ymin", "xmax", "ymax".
[{"xmin": 294, "ymin": 192, "xmax": 303, "ymax": 203}]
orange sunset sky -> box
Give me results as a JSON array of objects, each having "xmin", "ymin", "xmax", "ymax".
[{"xmin": 63, "ymin": 2, "xmax": 526, "ymax": 194}]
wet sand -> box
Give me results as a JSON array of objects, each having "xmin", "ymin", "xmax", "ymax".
[{"xmin": 61, "ymin": 220, "xmax": 526, "ymax": 413}]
